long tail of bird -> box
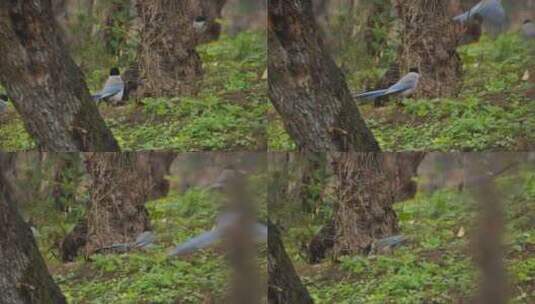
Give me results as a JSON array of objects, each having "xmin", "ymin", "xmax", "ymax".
[
  {"xmin": 352, "ymin": 89, "xmax": 388, "ymax": 100},
  {"xmin": 168, "ymin": 229, "xmax": 223, "ymax": 257}
]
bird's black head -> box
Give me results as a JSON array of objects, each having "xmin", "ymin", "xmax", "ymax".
[
  {"xmin": 409, "ymin": 67, "xmax": 419, "ymax": 74},
  {"xmin": 195, "ymin": 16, "xmax": 207, "ymax": 23},
  {"xmin": 110, "ymin": 67, "xmax": 120, "ymax": 76},
  {"xmin": 0, "ymin": 94, "xmax": 8, "ymax": 102},
  {"xmin": 524, "ymin": 19, "xmax": 532, "ymax": 25}
]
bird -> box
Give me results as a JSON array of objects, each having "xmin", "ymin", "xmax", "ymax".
[
  {"xmin": 92, "ymin": 67, "xmax": 125, "ymax": 104},
  {"xmin": 133, "ymin": 231, "xmax": 156, "ymax": 248},
  {"xmin": 522, "ymin": 19, "xmax": 535, "ymax": 39},
  {"xmin": 457, "ymin": 13, "xmax": 484, "ymax": 46},
  {"xmin": 94, "ymin": 231, "xmax": 155, "ymax": 253},
  {"xmin": 193, "ymin": 16, "xmax": 208, "ymax": 33},
  {"xmin": 25, "ymin": 218, "xmax": 40, "ymax": 238},
  {"xmin": 0, "ymin": 94, "xmax": 8, "ymax": 112},
  {"xmin": 453, "ymin": 0, "xmax": 506, "ymax": 36},
  {"xmin": 30, "ymin": 226, "xmax": 40, "ymax": 238},
  {"xmin": 168, "ymin": 212, "xmax": 267, "ymax": 257},
  {"xmin": 370, "ymin": 235, "xmax": 408, "ymax": 254},
  {"xmin": 0, "ymin": 94, "xmax": 9, "ymax": 113},
  {"xmin": 353, "ymin": 68, "xmax": 420, "ymax": 101}
]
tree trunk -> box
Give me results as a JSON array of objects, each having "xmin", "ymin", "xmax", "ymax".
[
  {"xmin": 393, "ymin": 0, "xmax": 462, "ymax": 98},
  {"xmin": 0, "ymin": 154, "xmax": 67, "ymax": 304},
  {"xmin": 383, "ymin": 152, "xmax": 427, "ymax": 202},
  {"xmin": 0, "ymin": 1, "xmax": 120, "ymax": 152},
  {"xmin": 332, "ymin": 153, "xmax": 399, "ymax": 256},
  {"xmin": 268, "ymin": 220, "xmax": 314, "ymax": 304},
  {"xmin": 51, "ymin": 0, "xmax": 71, "ymax": 44},
  {"xmin": 269, "ymin": 0, "xmax": 380, "ymax": 151},
  {"xmin": 306, "ymin": 218, "xmax": 335, "ymax": 264},
  {"xmin": 136, "ymin": 152, "xmax": 177, "ymax": 200},
  {"xmin": 135, "ymin": 0, "xmax": 203, "ymax": 97},
  {"xmin": 305, "ymin": 152, "xmax": 424, "ymax": 262},
  {"xmin": 0, "ymin": 153, "xmax": 17, "ymax": 194},
  {"xmin": 61, "ymin": 152, "xmax": 175, "ymax": 260},
  {"xmin": 197, "ymin": 0, "xmax": 227, "ymax": 43},
  {"xmin": 465, "ymin": 154, "xmax": 509, "ymax": 304},
  {"xmin": 224, "ymin": 173, "xmax": 262, "ymax": 304},
  {"xmin": 60, "ymin": 217, "xmax": 88, "ymax": 262},
  {"xmin": 312, "ymin": 0, "xmax": 329, "ymax": 29},
  {"xmin": 83, "ymin": 152, "xmax": 155, "ymax": 254}
]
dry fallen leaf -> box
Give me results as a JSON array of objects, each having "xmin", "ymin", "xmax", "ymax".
[
  {"xmin": 522, "ymin": 70, "xmax": 530, "ymax": 81},
  {"xmin": 457, "ymin": 226, "xmax": 465, "ymax": 238}
]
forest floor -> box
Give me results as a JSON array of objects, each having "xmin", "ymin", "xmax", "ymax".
[
  {"xmin": 30, "ymin": 188, "xmax": 266, "ymax": 304},
  {"xmin": 0, "ymin": 31, "xmax": 267, "ymax": 151},
  {"xmin": 279, "ymin": 170, "xmax": 535, "ymax": 303},
  {"xmin": 269, "ymin": 33, "xmax": 535, "ymax": 151}
]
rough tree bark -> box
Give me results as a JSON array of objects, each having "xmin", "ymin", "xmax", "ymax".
[
  {"xmin": 268, "ymin": 220, "xmax": 314, "ymax": 304},
  {"xmin": 132, "ymin": 0, "xmax": 227, "ymax": 98},
  {"xmin": 312, "ymin": 0, "xmax": 329, "ymax": 29},
  {"xmin": 83, "ymin": 152, "xmax": 152, "ymax": 254},
  {"xmin": 393, "ymin": 0, "xmax": 462, "ymax": 98},
  {"xmin": 0, "ymin": 1, "xmax": 120, "ymax": 151},
  {"xmin": 60, "ymin": 152, "xmax": 176, "ymax": 260},
  {"xmin": 51, "ymin": 0, "xmax": 71, "ymax": 43},
  {"xmin": 135, "ymin": 0, "xmax": 202, "ymax": 97},
  {"xmin": 0, "ymin": 154, "xmax": 67, "ymax": 304},
  {"xmin": 307, "ymin": 152, "xmax": 425, "ymax": 262},
  {"xmin": 331, "ymin": 153, "xmax": 399, "ymax": 256},
  {"xmin": 269, "ymin": 0, "xmax": 379, "ymax": 151}
]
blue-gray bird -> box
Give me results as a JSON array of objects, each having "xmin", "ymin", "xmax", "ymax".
[
  {"xmin": 92, "ymin": 67, "xmax": 124, "ymax": 104},
  {"xmin": 168, "ymin": 212, "xmax": 267, "ymax": 257},
  {"xmin": 453, "ymin": 0, "xmax": 506, "ymax": 36},
  {"xmin": 95, "ymin": 231, "xmax": 155, "ymax": 253},
  {"xmin": 0, "ymin": 94, "xmax": 8, "ymax": 112},
  {"xmin": 371, "ymin": 235, "xmax": 408, "ymax": 254},
  {"xmin": 522, "ymin": 19, "xmax": 535, "ymax": 39},
  {"xmin": 353, "ymin": 68, "xmax": 420, "ymax": 101}
]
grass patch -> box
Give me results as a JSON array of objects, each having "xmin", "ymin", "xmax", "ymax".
[
  {"xmin": 268, "ymin": 33, "xmax": 535, "ymax": 151},
  {"xmin": 282, "ymin": 172, "xmax": 535, "ymax": 303},
  {"xmin": 0, "ymin": 31, "xmax": 267, "ymax": 151},
  {"xmin": 54, "ymin": 189, "xmax": 228, "ymax": 303}
]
